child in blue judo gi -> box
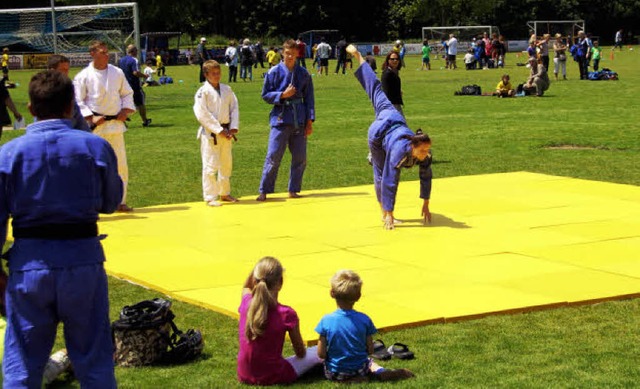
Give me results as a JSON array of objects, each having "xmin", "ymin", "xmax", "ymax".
[
  {"xmin": 256, "ymin": 39, "xmax": 314, "ymax": 201},
  {"xmin": 0, "ymin": 70, "xmax": 122, "ymax": 388},
  {"xmin": 346, "ymin": 44, "xmax": 433, "ymax": 230}
]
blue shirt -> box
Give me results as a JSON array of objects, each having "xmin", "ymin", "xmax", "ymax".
[
  {"xmin": 315, "ymin": 309, "xmax": 377, "ymax": 373},
  {"xmin": 261, "ymin": 62, "xmax": 315, "ymax": 128},
  {"xmin": 118, "ymin": 54, "xmax": 141, "ymax": 91},
  {"xmin": 0, "ymin": 119, "xmax": 123, "ymax": 270}
]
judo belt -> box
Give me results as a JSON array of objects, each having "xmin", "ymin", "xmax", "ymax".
[
  {"xmin": 283, "ymin": 98, "xmax": 304, "ymax": 129},
  {"xmin": 92, "ymin": 111, "xmax": 119, "ymax": 121},
  {"xmin": 210, "ymin": 123, "xmax": 237, "ymax": 145},
  {"xmin": 372, "ymin": 123, "xmax": 404, "ymax": 148},
  {"xmin": 13, "ymin": 222, "xmax": 98, "ymax": 240}
]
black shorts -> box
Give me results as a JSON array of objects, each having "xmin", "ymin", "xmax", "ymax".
[
  {"xmin": 132, "ymin": 87, "xmax": 145, "ymax": 106},
  {"xmin": 448, "ymin": 54, "xmax": 456, "ymax": 62},
  {"xmin": 2, "ymin": 66, "xmax": 8, "ymax": 74},
  {"xmin": 320, "ymin": 58, "xmax": 329, "ymax": 67}
]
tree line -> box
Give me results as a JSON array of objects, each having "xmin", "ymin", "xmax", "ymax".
[{"xmin": 2, "ymin": 0, "xmax": 639, "ymax": 44}]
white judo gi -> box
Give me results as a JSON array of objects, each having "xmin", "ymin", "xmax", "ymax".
[
  {"xmin": 193, "ymin": 81, "xmax": 239, "ymax": 202},
  {"xmin": 74, "ymin": 63, "xmax": 136, "ymax": 204}
]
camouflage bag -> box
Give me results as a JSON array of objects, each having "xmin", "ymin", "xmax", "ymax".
[{"xmin": 112, "ymin": 298, "xmax": 174, "ymax": 367}]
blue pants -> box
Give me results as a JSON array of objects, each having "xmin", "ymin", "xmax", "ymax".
[
  {"xmin": 259, "ymin": 125, "xmax": 307, "ymax": 194},
  {"xmin": 355, "ymin": 63, "xmax": 406, "ymax": 205},
  {"xmin": 240, "ymin": 65, "xmax": 253, "ymax": 81},
  {"xmin": 3, "ymin": 263, "xmax": 116, "ymax": 389}
]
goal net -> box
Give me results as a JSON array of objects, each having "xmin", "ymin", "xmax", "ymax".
[
  {"xmin": 422, "ymin": 26, "xmax": 497, "ymax": 55},
  {"xmin": 0, "ymin": 2, "xmax": 139, "ymax": 54}
]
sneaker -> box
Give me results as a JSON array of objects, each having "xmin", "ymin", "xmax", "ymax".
[{"xmin": 142, "ymin": 119, "xmax": 152, "ymax": 127}]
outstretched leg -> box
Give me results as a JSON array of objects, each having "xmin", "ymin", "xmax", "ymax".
[{"xmin": 347, "ymin": 45, "xmax": 395, "ymax": 120}]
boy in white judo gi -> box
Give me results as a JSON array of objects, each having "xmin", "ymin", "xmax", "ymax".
[{"xmin": 194, "ymin": 60, "xmax": 240, "ymax": 206}]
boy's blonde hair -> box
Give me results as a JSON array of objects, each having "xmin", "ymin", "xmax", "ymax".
[
  {"xmin": 202, "ymin": 60, "xmax": 221, "ymax": 75},
  {"xmin": 330, "ymin": 270, "xmax": 362, "ymax": 303},
  {"xmin": 245, "ymin": 256, "xmax": 283, "ymax": 341}
]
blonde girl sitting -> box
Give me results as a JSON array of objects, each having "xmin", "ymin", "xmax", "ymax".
[{"xmin": 237, "ymin": 256, "xmax": 322, "ymax": 385}]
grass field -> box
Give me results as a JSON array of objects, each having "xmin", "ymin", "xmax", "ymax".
[{"xmin": 1, "ymin": 48, "xmax": 640, "ymax": 388}]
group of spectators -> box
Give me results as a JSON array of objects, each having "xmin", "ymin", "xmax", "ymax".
[{"xmin": 461, "ymin": 32, "xmax": 508, "ymax": 70}]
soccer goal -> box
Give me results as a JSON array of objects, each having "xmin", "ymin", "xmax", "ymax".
[
  {"xmin": 0, "ymin": 2, "xmax": 139, "ymax": 55},
  {"xmin": 526, "ymin": 20, "xmax": 585, "ymax": 42},
  {"xmin": 422, "ymin": 26, "xmax": 498, "ymax": 56}
]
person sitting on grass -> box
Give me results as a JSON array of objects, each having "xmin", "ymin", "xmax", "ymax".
[
  {"xmin": 237, "ymin": 256, "xmax": 323, "ymax": 385},
  {"xmin": 143, "ymin": 60, "xmax": 160, "ymax": 86},
  {"xmin": 316, "ymin": 269, "xmax": 414, "ymax": 383},
  {"xmin": 464, "ymin": 48, "xmax": 477, "ymax": 70},
  {"xmin": 238, "ymin": 257, "xmax": 322, "ymax": 385},
  {"xmin": 495, "ymin": 74, "xmax": 515, "ymax": 97},
  {"xmin": 347, "ymin": 44, "xmax": 433, "ymax": 230},
  {"xmin": 523, "ymin": 56, "xmax": 550, "ymax": 97}
]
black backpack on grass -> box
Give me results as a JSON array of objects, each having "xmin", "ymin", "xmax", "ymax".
[
  {"xmin": 112, "ymin": 298, "xmax": 204, "ymax": 366},
  {"xmin": 455, "ymin": 84, "xmax": 482, "ymax": 95}
]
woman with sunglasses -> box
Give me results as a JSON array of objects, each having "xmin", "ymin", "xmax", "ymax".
[{"xmin": 380, "ymin": 50, "xmax": 404, "ymax": 116}]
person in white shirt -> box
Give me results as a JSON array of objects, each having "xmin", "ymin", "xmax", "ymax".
[
  {"xmin": 143, "ymin": 60, "xmax": 160, "ymax": 86},
  {"xmin": 225, "ymin": 40, "xmax": 239, "ymax": 83},
  {"xmin": 74, "ymin": 40, "xmax": 136, "ymax": 212},
  {"xmin": 193, "ymin": 60, "xmax": 240, "ymax": 206},
  {"xmin": 315, "ymin": 38, "xmax": 332, "ymax": 76},
  {"xmin": 447, "ymin": 34, "xmax": 458, "ymax": 69}
]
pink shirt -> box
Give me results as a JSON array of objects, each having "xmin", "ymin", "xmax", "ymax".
[{"xmin": 237, "ymin": 294, "xmax": 298, "ymax": 385}]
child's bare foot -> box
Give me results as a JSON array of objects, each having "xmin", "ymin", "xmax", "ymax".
[
  {"xmin": 288, "ymin": 192, "xmax": 302, "ymax": 199},
  {"xmin": 377, "ymin": 368, "xmax": 415, "ymax": 381}
]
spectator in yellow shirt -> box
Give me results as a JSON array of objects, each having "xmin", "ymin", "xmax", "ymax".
[
  {"xmin": 266, "ymin": 46, "xmax": 281, "ymax": 68},
  {"xmin": 2, "ymin": 48, "xmax": 9, "ymax": 81},
  {"xmin": 495, "ymin": 74, "xmax": 515, "ymax": 97}
]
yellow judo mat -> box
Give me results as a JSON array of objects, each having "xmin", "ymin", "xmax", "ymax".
[{"xmin": 100, "ymin": 172, "xmax": 640, "ymax": 342}]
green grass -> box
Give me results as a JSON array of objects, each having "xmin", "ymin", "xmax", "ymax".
[{"xmin": 2, "ymin": 48, "xmax": 640, "ymax": 388}]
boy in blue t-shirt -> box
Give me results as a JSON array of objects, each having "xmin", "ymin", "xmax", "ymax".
[{"xmin": 315, "ymin": 270, "xmax": 414, "ymax": 382}]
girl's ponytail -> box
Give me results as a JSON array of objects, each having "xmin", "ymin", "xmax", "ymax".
[{"xmin": 245, "ymin": 256, "xmax": 283, "ymax": 341}]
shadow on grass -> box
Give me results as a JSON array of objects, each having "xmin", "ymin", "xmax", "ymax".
[{"xmin": 394, "ymin": 213, "xmax": 470, "ymax": 229}]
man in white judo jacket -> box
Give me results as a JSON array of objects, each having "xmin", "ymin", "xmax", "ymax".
[
  {"xmin": 74, "ymin": 40, "xmax": 136, "ymax": 212},
  {"xmin": 194, "ymin": 60, "xmax": 240, "ymax": 206}
]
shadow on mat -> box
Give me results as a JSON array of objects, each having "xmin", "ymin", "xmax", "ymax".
[
  {"xmin": 395, "ymin": 213, "xmax": 470, "ymax": 229},
  {"xmin": 301, "ymin": 191, "xmax": 369, "ymax": 199},
  {"xmin": 100, "ymin": 206, "xmax": 191, "ymax": 222}
]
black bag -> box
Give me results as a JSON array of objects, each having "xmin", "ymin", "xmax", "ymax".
[
  {"xmin": 455, "ymin": 84, "xmax": 482, "ymax": 96},
  {"xmin": 112, "ymin": 298, "xmax": 204, "ymax": 366}
]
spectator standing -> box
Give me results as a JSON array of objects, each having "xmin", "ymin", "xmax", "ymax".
[
  {"xmin": 0, "ymin": 77, "xmax": 21, "ymax": 139},
  {"xmin": 196, "ymin": 37, "xmax": 210, "ymax": 82},
  {"xmin": 553, "ymin": 33, "xmax": 568, "ymax": 80},
  {"xmin": 381, "ymin": 51, "xmax": 403, "ymax": 115},
  {"xmin": 447, "ymin": 34, "xmax": 458, "ymax": 69},
  {"xmin": 225, "ymin": 40, "xmax": 239, "ymax": 82},
  {"xmin": 1, "ymin": 48, "xmax": 9, "ymax": 81},
  {"xmin": 335, "ymin": 37, "xmax": 348, "ymax": 74},
  {"xmin": 254, "ymin": 41, "xmax": 266, "ymax": 69},
  {"xmin": 74, "ymin": 40, "xmax": 136, "ymax": 212},
  {"xmin": 421, "ymin": 40, "xmax": 432, "ymax": 70},
  {"xmin": 118, "ymin": 45, "xmax": 152, "ymax": 127},
  {"xmin": 576, "ymin": 30, "xmax": 592, "ymax": 80},
  {"xmin": 537, "ymin": 34, "xmax": 551, "ymax": 71},
  {"xmin": 316, "ymin": 38, "xmax": 331, "ymax": 76},
  {"xmin": 365, "ymin": 52, "xmax": 377, "ymax": 73},
  {"xmin": 240, "ymin": 38, "xmax": 254, "ymax": 81},
  {"xmin": 296, "ymin": 36, "xmax": 307, "ymax": 68},
  {"xmin": 591, "ymin": 40, "xmax": 602, "ymax": 71},
  {"xmin": 614, "ymin": 29, "xmax": 623, "ymax": 51}
]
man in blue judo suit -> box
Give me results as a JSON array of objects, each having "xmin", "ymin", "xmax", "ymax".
[
  {"xmin": 0, "ymin": 70, "xmax": 122, "ymax": 388},
  {"xmin": 256, "ymin": 39, "xmax": 315, "ymax": 201},
  {"xmin": 346, "ymin": 45, "xmax": 433, "ymax": 230}
]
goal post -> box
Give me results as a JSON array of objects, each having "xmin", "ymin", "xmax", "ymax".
[
  {"xmin": 526, "ymin": 20, "xmax": 585, "ymax": 42},
  {"xmin": 0, "ymin": 2, "xmax": 139, "ymax": 56}
]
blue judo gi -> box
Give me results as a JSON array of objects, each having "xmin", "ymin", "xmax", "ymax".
[
  {"xmin": 0, "ymin": 119, "xmax": 122, "ymax": 389},
  {"xmin": 354, "ymin": 62, "xmax": 432, "ymax": 212},
  {"xmin": 258, "ymin": 62, "xmax": 315, "ymax": 194}
]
